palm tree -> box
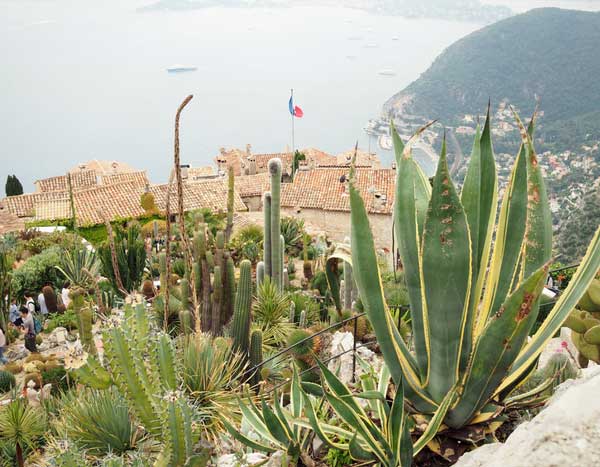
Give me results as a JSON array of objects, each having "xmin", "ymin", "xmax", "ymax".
[{"xmin": 0, "ymin": 399, "xmax": 47, "ymax": 467}]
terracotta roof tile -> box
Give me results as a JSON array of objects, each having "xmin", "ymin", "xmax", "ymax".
[
  {"xmin": 2, "ymin": 191, "xmax": 70, "ymax": 218},
  {"xmin": 34, "ymin": 200, "xmax": 72, "ymax": 221},
  {"xmin": 253, "ymin": 153, "xmax": 293, "ymax": 170},
  {"xmin": 233, "ymin": 173, "xmax": 271, "ymax": 198},
  {"xmin": 0, "ymin": 204, "xmax": 25, "ymax": 234},
  {"xmin": 150, "ymin": 179, "xmax": 247, "ymax": 214},
  {"xmin": 74, "ymin": 182, "xmax": 147, "ymax": 225},
  {"xmin": 281, "ymin": 168, "xmax": 395, "ymax": 214},
  {"xmin": 35, "ymin": 170, "xmax": 98, "ymax": 192},
  {"xmin": 101, "ymin": 171, "xmax": 149, "ymax": 187}
]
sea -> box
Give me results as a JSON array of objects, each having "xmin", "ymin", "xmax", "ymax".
[{"xmin": 1, "ymin": 0, "xmax": 598, "ymax": 190}]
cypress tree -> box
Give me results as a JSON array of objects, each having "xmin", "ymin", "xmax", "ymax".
[{"xmin": 5, "ymin": 175, "xmax": 23, "ymax": 196}]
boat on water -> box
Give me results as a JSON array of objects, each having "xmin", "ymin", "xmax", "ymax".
[
  {"xmin": 378, "ymin": 69, "xmax": 396, "ymax": 76},
  {"xmin": 166, "ymin": 65, "xmax": 198, "ymax": 73}
]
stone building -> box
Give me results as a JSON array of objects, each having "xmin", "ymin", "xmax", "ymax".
[{"xmin": 279, "ymin": 166, "xmax": 395, "ymax": 250}]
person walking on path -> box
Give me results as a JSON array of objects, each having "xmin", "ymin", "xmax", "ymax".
[
  {"xmin": 9, "ymin": 298, "xmax": 21, "ymax": 326},
  {"xmin": 0, "ymin": 328, "xmax": 7, "ymax": 364},
  {"xmin": 24, "ymin": 292, "xmax": 36, "ymax": 314},
  {"xmin": 61, "ymin": 282, "xmax": 71, "ymax": 308},
  {"xmin": 38, "ymin": 289, "xmax": 48, "ymax": 316},
  {"xmin": 20, "ymin": 306, "xmax": 37, "ymax": 353}
]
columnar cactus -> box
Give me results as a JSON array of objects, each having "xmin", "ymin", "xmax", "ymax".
[
  {"xmin": 179, "ymin": 278, "xmax": 190, "ymax": 311},
  {"xmin": 249, "ymin": 329, "xmax": 263, "ymax": 388},
  {"xmin": 223, "ymin": 255, "xmax": 236, "ymax": 327},
  {"xmin": 71, "ymin": 287, "xmax": 96, "ymax": 355},
  {"xmin": 289, "ymin": 301, "xmax": 296, "ymax": 324},
  {"xmin": 257, "ymin": 261, "xmax": 265, "ymax": 288},
  {"xmin": 263, "ymin": 192, "xmax": 272, "ymax": 278},
  {"xmin": 225, "ymin": 166, "xmax": 235, "ymax": 243},
  {"xmin": 269, "ymin": 159, "xmax": 282, "ymax": 290},
  {"xmin": 299, "ymin": 310, "xmax": 307, "ymax": 329},
  {"xmin": 231, "ymin": 260, "xmax": 253, "ymax": 356},
  {"xmin": 211, "ymin": 266, "xmax": 223, "ymax": 336}
]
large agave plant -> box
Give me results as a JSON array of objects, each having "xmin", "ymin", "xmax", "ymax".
[{"xmin": 349, "ymin": 109, "xmax": 600, "ymax": 430}]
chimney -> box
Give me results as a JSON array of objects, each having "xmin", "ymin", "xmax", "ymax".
[{"xmin": 246, "ymin": 144, "xmax": 252, "ymax": 158}]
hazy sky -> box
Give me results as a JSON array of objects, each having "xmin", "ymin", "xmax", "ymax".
[{"xmin": 1, "ymin": 0, "xmax": 598, "ymax": 191}]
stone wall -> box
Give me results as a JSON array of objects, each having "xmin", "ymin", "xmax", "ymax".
[{"xmin": 238, "ymin": 208, "xmax": 393, "ymax": 250}]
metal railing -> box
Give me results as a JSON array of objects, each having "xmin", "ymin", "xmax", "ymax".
[{"xmin": 246, "ymin": 306, "xmax": 410, "ymax": 393}]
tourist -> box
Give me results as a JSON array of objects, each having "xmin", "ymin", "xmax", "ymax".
[
  {"xmin": 0, "ymin": 327, "xmax": 7, "ymax": 364},
  {"xmin": 38, "ymin": 288, "xmax": 48, "ymax": 316},
  {"xmin": 9, "ymin": 298, "xmax": 21, "ymax": 326},
  {"xmin": 20, "ymin": 306, "xmax": 37, "ymax": 353},
  {"xmin": 61, "ymin": 281, "xmax": 71, "ymax": 308},
  {"xmin": 24, "ymin": 292, "xmax": 36, "ymax": 314}
]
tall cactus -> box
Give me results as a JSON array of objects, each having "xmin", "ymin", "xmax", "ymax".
[
  {"xmin": 257, "ymin": 261, "xmax": 265, "ymax": 288},
  {"xmin": 249, "ymin": 329, "xmax": 263, "ymax": 389},
  {"xmin": 211, "ymin": 266, "xmax": 223, "ymax": 336},
  {"xmin": 225, "ymin": 166, "xmax": 235, "ymax": 243},
  {"xmin": 71, "ymin": 287, "xmax": 96, "ymax": 355},
  {"xmin": 269, "ymin": 159, "xmax": 283, "ymax": 290},
  {"xmin": 231, "ymin": 260, "xmax": 252, "ymax": 356},
  {"xmin": 223, "ymin": 255, "xmax": 236, "ymax": 327},
  {"xmin": 263, "ymin": 192, "xmax": 272, "ymax": 278}
]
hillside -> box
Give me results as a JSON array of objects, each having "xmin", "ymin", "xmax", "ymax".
[{"xmin": 384, "ymin": 8, "xmax": 600, "ymax": 150}]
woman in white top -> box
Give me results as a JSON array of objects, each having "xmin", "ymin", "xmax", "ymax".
[{"xmin": 61, "ymin": 282, "xmax": 71, "ymax": 308}]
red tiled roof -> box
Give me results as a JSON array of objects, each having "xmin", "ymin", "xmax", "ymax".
[
  {"xmin": 253, "ymin": 153, "xmax": 293, "ymax": 170},
  {"xmin": 74, "ymin": 182, "xmax": 147, "ymax": 225},
  {"xmin": 101, "ymin": 171, "xmax": 149, "ymax": 187},
  {"xmin": 150, "ymin": 179, "xmax": 247, "ymax": 214},
  {"xmin": 0, "ymin": 204, "xmax": 25, "ymax": 234},
  {"xmin": 35, "ymin": 170, "xmax": 98, "ymax": 192},
  {"xmin": 233, "ymin": 173, "xmax": 270, "ymax": 198},
  {"xmin": 281, "ymin": 168, "xmax": 395, "ymax": 214},
  {"xmin": 3, "ymin": 191, "xmax": 70, "ymax": 218}
]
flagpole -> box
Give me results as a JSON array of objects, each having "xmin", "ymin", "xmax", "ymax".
[{"xmin": 291, "ymin": 88, "xmax": 295, "ymax": 157}]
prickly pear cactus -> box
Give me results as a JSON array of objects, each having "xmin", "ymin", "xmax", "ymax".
[{"xmin": 564, "ymin": 278, "xmax": 600, "ymax": 365}]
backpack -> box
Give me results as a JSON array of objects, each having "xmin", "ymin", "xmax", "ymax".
[{"xmin": 34, "ymin": 317, "xmax": 43, "ymax": 334}]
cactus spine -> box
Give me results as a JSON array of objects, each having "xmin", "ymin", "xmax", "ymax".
[
  {"xmin": 269, "ymin": 159, "xmax": 283, "ymax": 290},
  {"xmin": 249, "ymin": 329, "xmax": 263, "ymax": 388},
  {"xmin": 231, "ymin": 260, "xmax": 252, "ymax": 356},
  {"xmin": 263, "ymin": 192, "xmax": 272, "ymax": 278}
]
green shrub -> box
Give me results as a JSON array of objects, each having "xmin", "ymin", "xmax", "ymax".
[
  {"xmin": 11, "ymin": 246, "xmax": 62, "ymax": 297},
  {"xmin": 41, "ymin": 366, "xmax": 73, "ymax": 394},
  {"xmin": 45, "ymin": 309, "xmax": 78, "ymax": 332}
]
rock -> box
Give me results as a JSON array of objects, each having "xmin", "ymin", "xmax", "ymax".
[
  {"xmin": 454, "ymin": 368, "xmax": 600, "ymax": 467},
  {"xmin": 215, "ymin": 452, "xmax": 268, "ymax": 467},
  {"xmin": 5, "ymin": 346, "xmax": 28, "ymax": 361},
  {"xmin": 264, "ymin": 451, "xmax": 286, "ymax": 466},
  {"xmin": 327, "ymin": 331, "xmax": 382, "ymax": 385}
]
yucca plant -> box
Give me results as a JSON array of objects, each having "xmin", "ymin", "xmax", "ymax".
[
  {"xmin": 57, "ymin": 388, "xmax": 139, "ymax": 457},
  {"xmin": 55, "ymin": 247, "xmax": 100, "ymax": 290},
  {"xmin": 0, "ymin": 399, "xmax": 47, "ymax": 467},
  {"xmin": 348, "ymin": 109, "xmax": 600, "ymax": 436},
  {"xmin": 253, "ymin": 279, "xmax": 295, "ymax": 349},
  {"xmin": 180, "ymin": 333, "xmax": 246, "ymax": 440}
]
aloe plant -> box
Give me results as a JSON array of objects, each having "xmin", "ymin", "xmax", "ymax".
[{"xmin": 348, "ymin": 109, "xmax": 600, "ymax": 431}]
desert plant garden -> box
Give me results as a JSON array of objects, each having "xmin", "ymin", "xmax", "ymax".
[{"xmin": 1, "ymin": 101, "xmax": 599, "ymax": 467}]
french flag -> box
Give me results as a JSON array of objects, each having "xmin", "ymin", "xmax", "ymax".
[{"xmin": 288, "ymin": 93, "xmax": 304, "ymax": 118}]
